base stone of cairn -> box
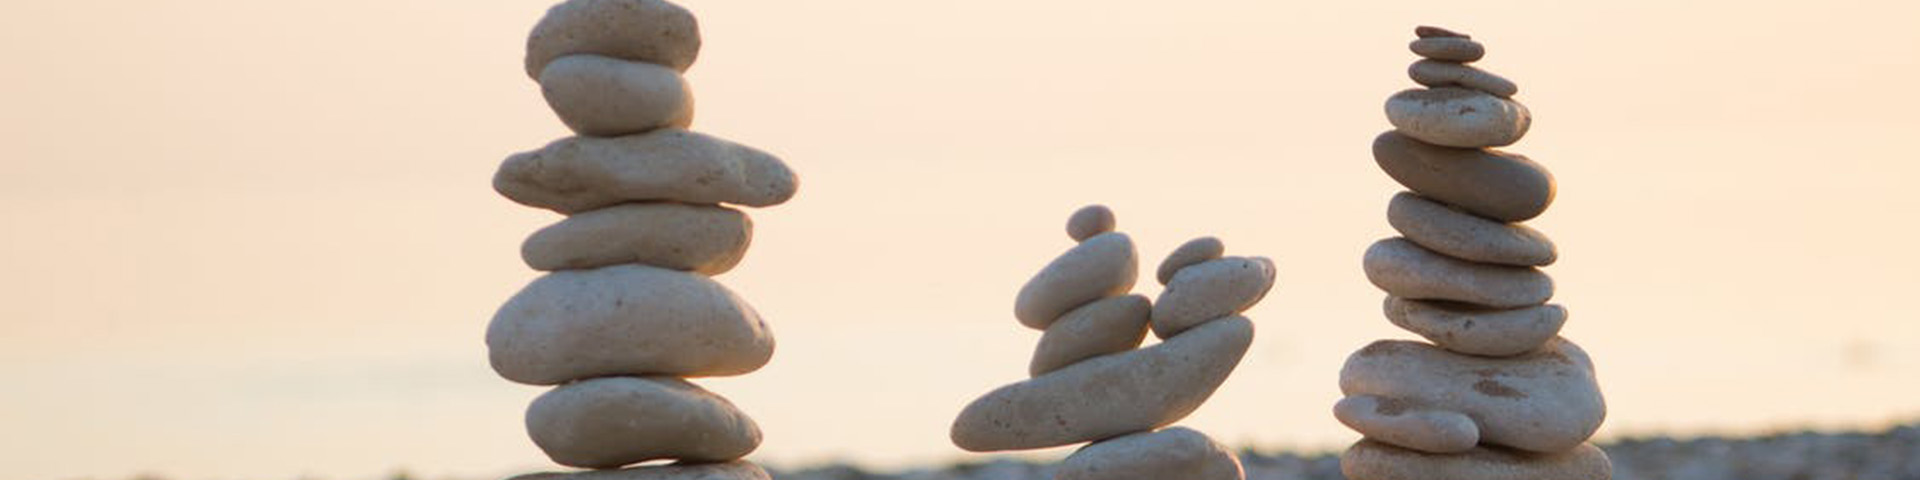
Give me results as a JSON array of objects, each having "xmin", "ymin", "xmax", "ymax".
[
  {"xmin": 951, "ymin": 206, "xmax": 1276, "ymax": 480},
  {"xmin": 1335, "ymin": 26, "xmax": 1610, "ymax": 480},
  {"xmin": 488, "ymin": 1, "xmax": 797, "ymax": 480}
]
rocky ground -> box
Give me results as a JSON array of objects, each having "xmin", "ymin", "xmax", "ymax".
[{"xmin": 770, "ymin": 423, "xmax": 1920, "ymax": 480}]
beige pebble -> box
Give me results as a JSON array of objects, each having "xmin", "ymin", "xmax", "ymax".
[
  {"xmin": 1339, "ymin": 339, "xmax": 1606, "ymax": 453},
  {"xmin": 525, "ymin": 0, "xmax": 701, "ymax": 78},
  {"xmin": 1387, "ymin": 192, "xmax": 1556, "ymax": 267},
  {"xmin": 1014, "ymin": 232, "xmax": 1139, "ymax": 330},
  {"xmin": 527, "ymin": 377, "xmax": 761, "ymax": 469},
  {"xmin": 496, "ymin": 129, "xmax": 799, "ymax": 213},
  {"xmin": 1333, "ymin": 394, "xmax": 1479, "ymax": 453},
  {"xmin": 1385, "ymin": 297, "xmax": 1567, "ymax": 357},
  {"xmin": 1409, "ymin": 37, "xmax": 1485, "ymax": 62},
  {"xmin": 1408, "ymin": 59, "xmax": 1518, "ymax": 98},
  {"xmin": 1363, "ymin": 238, "xmax": 1553, "ymax": 309},
  {"xmin": 540, "ymin": 55, "xmax": 695, "ymax": 137},
  {"xmin": 1066, "ymin": 205, "xmax": 1118, "ymax": 242},
  {"xmin": 1157, "ymin": 237, "xmax": 1226, "ymax": 285},
  {"xmin": 506, "ymin": 461, "xmax": 770, "ymax": 480},
  {"xmin": 1342, "ymin": 440, "xmax": 1612, "ymax": 480},
  {"xmin": 1414, "ymin": 26, "xmax": 1469, "ymax": 39},
  {"xmin": 1386, "ymin": 88, "xmax": 1531, "ymax": 148},
  {"xmin": 1151, "ymin": 257, "xmax": 1276, "ymax": 339},
  {"xmin": 1030, "ymin": 295, "xmax": 1151, "ymax": 377},
  {"xmin": 1372, "ymin": 131, "xmax": 1556, "ymax": 222},
  {"xmin": 522, "ymin": 202, "xmax": 751, "ymax": 274},
  {"xmin": 1056, "ymin": 427, "xmax": 1244, "ymax": 480}
]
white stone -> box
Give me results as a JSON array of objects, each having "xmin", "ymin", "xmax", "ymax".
[
  {"xmin": 1056, "ymin": 427, "xmax": 1244, "ymax": 480},
  {"xmin": 1339, "ymin": 338, "xmax": 1606, "ymax": 453},
  {"xmin": 1385, "ymin": 88, "xmax": 1531, "ymax": 148},
  {"xmin": 525, "ymin": 0, "xmax": 701, "ymax": 78},
  {"xmin": 1029, "ymin": 295, "xmax": 1151, "ymax": 377},
  {"xmin": 496, "ymin": 129, "xmax": 799, "ymax": 212},
  {"xmin": 1387, "ymin": 192, "xmax": 1556, "ymax": 267},
  {"xmin": 540, "ymin": 55, "xmax": 695, "ymax": 137},
  {"xmin": 1362, "ymin": 238, "xmax": 1552, "ymax": 309},
  {"xmin": 1066, "ymin": 205, "xmax": 1117, "ymax": 242},
  {"xmin": 1334, "ymin": 394, "xmax": 1478, "ymax": 453},
  {"xmin": 1151, "ymin": 257, "xmax": 1276, "ymax": 339},
  {"xmin": 1342, "ymin": 440, "xmax": 1612, "ymax": 480},
  {"xmin": 522, "ymin": 202, "xmax": 750, "ymax": 274},
  {"xmin": 1157, "ymin": 237, "xmax": 1225, "ymax": 285},
  {"xmin": 1013, "ymin": 233, "xmax": 1138, "ymax": 330},
  {"xmin": 1384, "ymin": 297, "xmax": 1566, "ymax": 357},
  {"xmin": 1408, "ymin": 59, "xmax": 1517, "ymax": 98},
  {"xmin": 527, "ymin": 377, "xmax": 761, "ymax": 469}
]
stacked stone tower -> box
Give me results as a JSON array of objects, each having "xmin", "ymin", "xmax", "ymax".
[
  {"xmin": 1335, "ymin": 26, "xmax": 1610, "ymax": 480},
  {"xmin": 486, "ymin": 1, "xmax": 797, "ymax": 480},
  {"xmin": 951, "ymin": 206, "xmax": 1276, "ymax": 480}
]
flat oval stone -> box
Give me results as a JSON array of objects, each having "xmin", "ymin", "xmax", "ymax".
[
  {"xmin": 1372, "ymin": 131, "xmax": 1556, "ymax": 222},
  {"xmin": 1014, "ymin": 232, "xmax": 1139, "ymax": 330},
  {"xmin": 488, "ymin": 265, "xmax": 774, "ymax": 385},
  {"xmin": 951, "ymin": 317, "xmax": 1254, "ymax": 451},
  {"xmin": 1386, "ymin": 88, "xmax": 1531, "ymax": 148},
  {"xmin": 1333, "ymin": 394, "xmax": 1478, "ymax": 453},
  {"xmin": 1066, "ymin": 205, "xmax": 1117, "ymax": 242},
  {"xmin": 1056, "ymin": 427, "xmax": 1244, "ymax": 480},
  {"xmin": 1409, "ymin": 37, "xmax": 1485, "ymax": 62},
  {"xmin": 1387, "ymin": 192, "xmax": 1555, "ymax": 267},
  {"xmin": 1408, "ymin": 60, "xmax": 1517, "ymax": 98},
  {"xmin": 1363, "ymin": 238, "xmax": 1552, "ymax": 309},
  {"xmin": 1157, "ymin": 237, "xmax": 1226, "ymax": 285},
  {"xmin": 1385, "ymin": 297, "xmax": 1567, "ymax": 357},
  {"xmin": 1030, "ymin": 295, "xmax": 1151, "ymax": 377},
  {"xmin": 525, "ymin": 0, "xmax": 701, "ymax": 78},
  {"xmin": 540, "ymin": 55, "xmax": 695, "ymax": 137},
  {"xmin": 1339, "ymin": 339, "xmax": 1606, "ymax": 453},
  {"xmin": 522, "ymin": 202, "xmax": 750, "ymax": 274},
  {"xmin": 506, "ymin": 461, "xmax": 770, "ymax": 480},
  {"xmin": 1151, "ymin": 257, "xmax": 1276, "ymax": 339},
  {"xmin": 1414, "ymin": 26, "xmax": 1469, "ymax": 39},
  {"xmin": 496, "ymin": 129, "xmax": 799, "ymax": 212},
  {"xmin": 527, "ymin": 377, "xmax": 761, "ymax": 469},
  {"xmin": 1342, "ymin": 440, "xmax": 1612, "ymax": 480}
]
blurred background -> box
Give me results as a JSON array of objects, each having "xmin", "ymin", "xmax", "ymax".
[{"xmin": 3, "ymin": 1, "xmax": 1917, "ymax": 479}]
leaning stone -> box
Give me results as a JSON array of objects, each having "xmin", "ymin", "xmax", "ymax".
[
  {"xmin": 525, "ymin": 0, "xmax": 701, "ymax": 78},
  {"xmin": 1363, "ymin": 238, "xmax": 1552, "ymax": 309},
  {"xmin": 1386, "ymin": 88, "xmax": 1530, "ymax": 148},
  {"xmin": 540, "ymin": 55, "xmax": 695, "ymax": 137},
  {"xmin": 1157, "ymin": 237, "xmax": 1226, "ymax": 285},
  {"xmin": 1342, "ymin": 440, "xmax": 1612, "ymax": 480},
  {"xmin": 1372, "ymin": 131, "xmax": 1555, "ymax": 222},
  {"xmin": 1152, "ymin": 257, "xmax": 1276, "ymax": 338},
  {"xmin": 1408, "ymin": 60, "xmax": 1518, "ymax": 98},
  {"xmin": 1409, "ymin": 37, "xmax": 1485, "ymax": 62},
  {"xmin": 527, "ymin": 377, "xmax": 761, "ymax": 469},
  {"xmin": 1066, "ymin": 205, "xmax": 1117, "ymax": 242},
  {"xmin": 1387, "ymin": 192, "xmax": 1555, "ymax": 267},
  {"xmin": 1056, "ymin": 427, "xmax": 1244, "ymax": 480},
  {"xmin": 1385, "ymin": 297, "xmax": 1566, "ymax": 357},
  {"xmin": 505, "ymin": 461, "xmax": 770, "ymax": 480},
  {"xmin": 1014, "ymin": 233, "xmax": 1139, "ymax": 330},
  {"xmin": 1333, "ymin": 394, "xmax": 1478, "ymax": 453},
  {"xmin": 1340, "ymin": 339, "xmax": 1605, "ymax": 453},
  {"xmin": 522, "ymin": 202, "xmax": 750, "ymax": 274},
  {"xmin": 496, "ymin": 129, "xmax": 799, "ymax": 212},
  {"xmin": 1030, "ymin": 295, "xmax": 1151, "ymax": 377}
]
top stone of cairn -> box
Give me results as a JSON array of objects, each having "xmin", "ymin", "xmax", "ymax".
[{"xmin": 526, "ymin": 0, "xmax": 703, "ymax": 78}]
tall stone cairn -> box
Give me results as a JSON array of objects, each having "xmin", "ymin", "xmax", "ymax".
[
  {"xmin": 486, "ymin": 1, "xmax": 798, "ymax": 480},
  {"xmin": 1336, "ymin": 26, "xmax": 1611, "ymax": 480},
  {"xmin": 951, "ymin": 205, "xmax": 1277, "ymax": 480}
]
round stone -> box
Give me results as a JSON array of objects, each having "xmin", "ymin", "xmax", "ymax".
[
  {"xmin": 540, "ymin": 55, "xmax": 695, "ymax": 137},
  {"xmin": 506, "ymin": 461, "xmax": 770, "ymax": 480},
  {"xmin": 1409, "ymin": 37, "xmax": 1485, "ymax": 62},
  {"xmin": 496, "ymin": 129, "xmax": 799, "ymax": 212},
  {"xmin": 1408, "ymin": 60, "xmax": 1518, "ymax": 98},
  {"xmin": 1066, "ymin": 205, "xmax": 1117, "ymax": 242},
  {"xmin": 1372, "ymin": 131, "xmax": 1555, "ymax": 223},
  {"xmin": 1342, "ymin": 440, "xmax": 1613, "ymax": 480},
  {"xmin": 1387, "ymin": 192, "xmax": 1556, "ymax": 267},
  {"xmin": 522, "ymin": 202, "xmax": 751, "ymax": 274},
  {"xmin": 951, "ymin": 317, "xmax": 1254, "ymax": 451},
  {"xmin": 1363, "ymin": 238, "xmax": 1553, "ymax": 309},
  {"xmin": 1157, "ymin": 236, "xmax": 1226, "ymax": 285},
  {"xmin": 1152, "ymin": 257, "xmax": 1276, "ymax": 339},
  {"xmin": 1414, "ymin": 26, "xmax": 1469, "ymax": 39},
  {"xmin": 1385, "ymin": 297, "xmax": 1567, "ymax": 357},
  {"xmin": 1030, "ymin": 295, "xmax": 1151, "ymax": 377},
  {"xmin": 488, "ymin": 265, "xmax": 774, "ymax": 385},
  {"xmin": 527, "ymin": 377, "xmax": 761, "ymax": 469},
  {"xmin": 1339, "ymin": 339, "xmax": 1606, "ymax": 453},
  {"xmin": 1334, "ymin": 394, "xmax": 1479, "ymax": 454},
  {"xmin": 525, "ymin": 0, "xmax": 701, "ymax": 78},
  {"xmin": 1014, "ymin": 232, "xmax": 1139, "ymax": 330},
  {"xmin": 1056, "ymin": 427, "xmax": 1244, "ymax": 480},
  {"xmin": 1386, "ymin": 88, "xmax": 1531, "ymax": 148}
]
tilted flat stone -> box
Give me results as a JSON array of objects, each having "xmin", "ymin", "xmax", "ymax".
[
  {"xmin": 496, "ymin": 129, "xmax": 799, "ymax": 212},
  {"xmin": 1385, "ymin": 297, "xmax": 1566, "ymax": 357},
  {"xmin": 1387, "ymin": 192, "xmax": 1555, "ymax": 267},
  {"xmin": 527, "ymin": 377, "xmax": 761, "ymax": 469},
  {"xmin": 1333, "ymin": 394, "xmax": 1478, "ymax": 453},
  {"xmin": 1030, "ymin": 295, "xmax": 1151, "ymax": 376},
  {"xmin": 525, "ymin": 0, "xmax": 701, "ymax": 78},
  {"xmin": 1386, "ymin": 88, "xmax": 1531, "ymax": 148},
  {"xmin": 1014, "ymin": 232, "xmax": 1138, "ymax": 330},
  {"xmin": 1408, "ymin": 60, "xmax": 1517, "ymax": 98},
  {"xmin": 1414, "ymin": 26, "xmax": 1469, "ymax": 39},
  {"xmin": 1372, "ymin": 131, "xmax": 1555, "ymax": 222},
  {"xmin": 540, "ymin": 55, "xmax": 695, "ymax": 137},
  {"xmin": 1066, "ymin": 205, "xmax": 1117, "ymax": 242},
  {"xmin": 1340, "ymin": 339, "xmax": 1606, "ymax": 453},
  {"xmin": 1342, "ymin": 440, "xmax": 1612, "ymax": 480},
  {"xmin": 522, "ymin": 202, "xmax": 751, "ymax": 274},
  {"xmin": 1409, "ymin": 37, "xmax": 1485, "ymax": 62},
  {"xmin": 506, "ymin": 461, "xmax": 770, "ymax": 480},
  {"xmin": 1157, "ymin": 237, "xmax": 1225, "ymax": 285},
  {"xmin": 488, "ymin": 265, "xmax": 774, "ymax": 385},
  {"xmin": 1363, "ymin": 238, "xmax": 1552, "ymax": 309},
  {"xmin": 1151, "ymin": 257, "xmax": 1276, "ymax": 339},
  {"xmin": 1056, "ymin": 427, "xmax": 1244, "ymax": 480},
  {"xmin": 951, "ymin": 317, "xmax": 1254, "ymax": 451}
]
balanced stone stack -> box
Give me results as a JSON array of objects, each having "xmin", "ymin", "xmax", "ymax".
[
  {"xmin": 951, "ymin": 206, "xmax": 1277, "ymax": 480},
  {"xmin": 485, "ymin": 1, "xmax": 798, "ymax": 480},
  {"xmin": 1336, "ymin": 26, "xmax": 1610, "ymax": 480}
]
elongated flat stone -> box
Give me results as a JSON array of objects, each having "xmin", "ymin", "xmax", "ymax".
[
  {"xmin": 1387, "ymin": 192, "xmax": 1555, "ymax": 267},
  {"xmin": 1385, "ymin": 297, "xmax": 1566, "ymax": 357},
  {"xmin": 1415, "ymin": 26, "xmax": 1469, "ymax": 39},
  {"xmin": 1342, "ymin": 440, "xmax": 1612, "ymax": 480},
  {"xmin": 1030, "ymin": 295, "xmax": 1151, "ymax": 377},
  {"xmin": 951, "ymin": 317, "xmax": 1254, "ymax": 451},
  {"xmin": 522, "ymin": 202, "xmax": 750, "ymax": 274},
  {"xmin": 496, "ymin": 129, "xmax": 799, "ymax": 212},
  {"xmin": 1363, "ymin": 238, "xmax": 1552, "ymax": 309},
  {"xmin": 1408, "ymin": 60, "xmax": 1517, "ymax": 98},
  {"xmin": 1157, "ymin": 237, "xmax": 1226, "ymax": 285},
  {"xmin": 1014, "ymin": 232, "xmax": 1138, "ymax": 330},
  {"xmin": 1372, "ymin": 131, "xmax": 1555, "ymax": 222},
  {"xmin": 527, "ymin": 377, "xmax": 760, "ymax": 469},
  {"xmin": 1386, "ymin": 88, "xmax": 1530, "ymax": 148},
  {"xmin": 540, "ymin": 54, "xmax": 695, "ymax": 137},
  {"xmin": 1056, "ymin": 427, "xmax": 1244, "ymax": 480},
  {"xmin": 1334, "ymin": 394, "xmax": 1478, "ymax": 453},
  {"xmin": 525, "ymin": 0, "xmax": 701, "ymax": 78},
  {"xmin": 507, "ymin": 461, "xmax": 770, "ymax": 480},
  {"xmin": 1152, "ymin": 257, "xmax": 1276, "ymax": 338},
  {"xmin": 1340, "ymin": 339, "xmax": 1606, "ymax": 453},
  {"xmin": 1409, "ymin": 37, "xmax": 1485, "ymax": 62}
]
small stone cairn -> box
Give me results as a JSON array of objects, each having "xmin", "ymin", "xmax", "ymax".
[
  {"xmin": 1336, "ymin": 26, "xmax": 1611, "ymax": 480},
  {"xmin": 485, "ymin": 1, "xmax": 798, "ymax": 479},
  {"xmin": 951, "ymin": 206, "xmax": 1278, "ymax": 480}
]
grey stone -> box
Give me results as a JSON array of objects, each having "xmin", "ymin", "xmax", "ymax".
[
  {"xmin": 1056, "ymin": 427, "xmax": 1244, "ymax": 480},
  {"xmin": 506, "ymin": 461, "xmax": 769, "ymax": 480},
  {"xmin": 540, "ymin": 55, "xmax": 695, "ymax": 137},
  {"xmin": 496, "ymin": 129, "xmax": 799, "ymax": 213},
  {"xmin": 1333, "ymin": 394, "xmax": 1479, "ymax": 453},
  {"xmin": 1157, "ymin": 237, "xmax": 1226, "ymax": 285},
  {"xmin": 1384, "ymin": 297, "xmax": 1567, "ymax": 357},
  {"xmin": 1151, "ymin": 257, "xmax": 1276, "ymax": 339},
  {"xmin": 1013, "ymin": 232, "xmax": 1139, "ymax": 330},
  {"xmin": 1067, "ymin": 205, "xmax": 1117, "ymax": 242},
  {"xmin": 525, "ymin": 0, "xmax": 701, "ymax": 78},
  {"xmin": 1385, "ymin": 88, "xmax": 1531, "ymax": 148},
  {"xmin": 1409, "ymin": 37, "xmax": 1485, "ymax": 62},
  {"xmin": 1030, "ymin": 295, "xmax": 1151, "ymax": 377},
  {"xmin": 1363, "ymin": 238, "xmax": 1552, "ymax": 309},
  {"xmin": 1415, "ymin": 26, "xmax": 1469, "ymax": 39},
  {"xmin": 522, "ymin": 202, "xmax": 750, "ymax": 274},
  {"xmin": 1387, "ymin": 192, "xmax": 1555, "ymax": 267},
  {"xmin": 1372, "ymin": 131, "xmax": 1555, "ymax": 223},
  {"xmin": 1408, "ymin": 60, "xmax": 1518, "ymax": 98},
  {"xmin": 1342, "ymin": 440, "xmax": 1612, "ymax": 480},
  {"xmin": 527, "ymin": 377, "xmax": 760, "ymax": 469},
  {"xmin": 1339, "ymin": 339, "xmax": 1606, "ymax": 453}
]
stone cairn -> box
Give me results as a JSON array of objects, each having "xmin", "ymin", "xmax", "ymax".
[
  {"xmin": 1335, "ymin": 26, "xmax": 1611, "ymax": 480},
  {"xmin": 951, "ymin": 206, "xmax": 1277, "ymax": 480},
  {"xmin": 485, "ymin": 1, "xmax": 798, "ymax": 480}
]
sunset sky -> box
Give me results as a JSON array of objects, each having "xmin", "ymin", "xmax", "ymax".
[{"xmin": 3, "ymin": 1, "xmax": 1919, "ymax": 479}]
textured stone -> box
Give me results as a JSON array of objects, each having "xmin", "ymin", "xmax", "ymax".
[
  {"xmin": 1415, "ymin": 26, "xmax": 1469, "ymax": 39},
  {"xmin": 1385, "ymin": 297, "xmax": 1566, "ymax": 357},
  {"xmin": 1151, "ymin": 257, "xmax": 1276, "ymax": 339},
  {"xmin": 1387, "ymin": 192, "xmax": 1555, "ymax": 267},
  {"xmin": 1408, "ymin": 60, "xmax": 1518, "ymax": 98},
  {"xmin": 1014, "ymin": 233, "xmax": 1139, "ymax": 330},
  {"xmin": 951, "ymin": 317, "xmax": 1254, "ymax": 451},
  {"xmin": 506, "ymin": 461, "xmax": 770, "ymax": 480},
  {"xmin": 1386, "ymin": 88, "xmax": 1531, "ymax": 148},
  {"xmin": 527, "ymin": 377, "xmax": 760, "ymax": 469},
  {"xmin": 1340, "ymin": 339, "xmax": 1606, "ymax": 453},
  {"xmin": 525, "ymin": 0, "xmax": 701, "ymax": 78},
  {"xmin": 1157, "ymin": 237, "xmax": 1226, "ymax": 285},
  {"xmin": 1342, "ymin": 440, "xmax": 1613, "ymax": 480},
  {"xmin": 1363, "ymin": 238, "xmax": 1552, "ymax": 309},
  {"xmin": 497, "ymin": 129, "xmax": 799, "ymax": 212},
  {"xmin": 488, "ymin": 265, "xmax": 773, "ymax": 385},
  {"xmin": 1066, "ymin": 205, "xmax": 1117, "ymax": 242},
  {"xmin": 522, "ymin": 202, "xmax": 750, "ymax": 274},
  {"xmin": 1334, "ymin": 394, "xmax": 1479, "ymax": 453},
  {"xmin": 1409, "ymin": 37, "xmax": 1485, "ymax": 62},
  {"xmin": 1030, "ymin": 295, "xmax": 1151, "ymax": 377},
  {"xmin": 1056, "ymin": 427, "xmax": 1244, "ymax": 480},
  {"xmin": 540, "ymin": 55, "xmax": 695, "ymax": 137},
  {"xmin": 1372, "ymin": 131, "xmax": 1556, "ymax": 222}
]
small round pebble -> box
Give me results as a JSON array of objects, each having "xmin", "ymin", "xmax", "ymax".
[{"xmin": 1066, "ymin": 205, "xmax": 1117, "ymax": 242}]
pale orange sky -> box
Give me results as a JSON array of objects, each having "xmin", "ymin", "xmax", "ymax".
[{"xmin": 3, "ymin": 1, "xmax": 1919, "ymax": 480}]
